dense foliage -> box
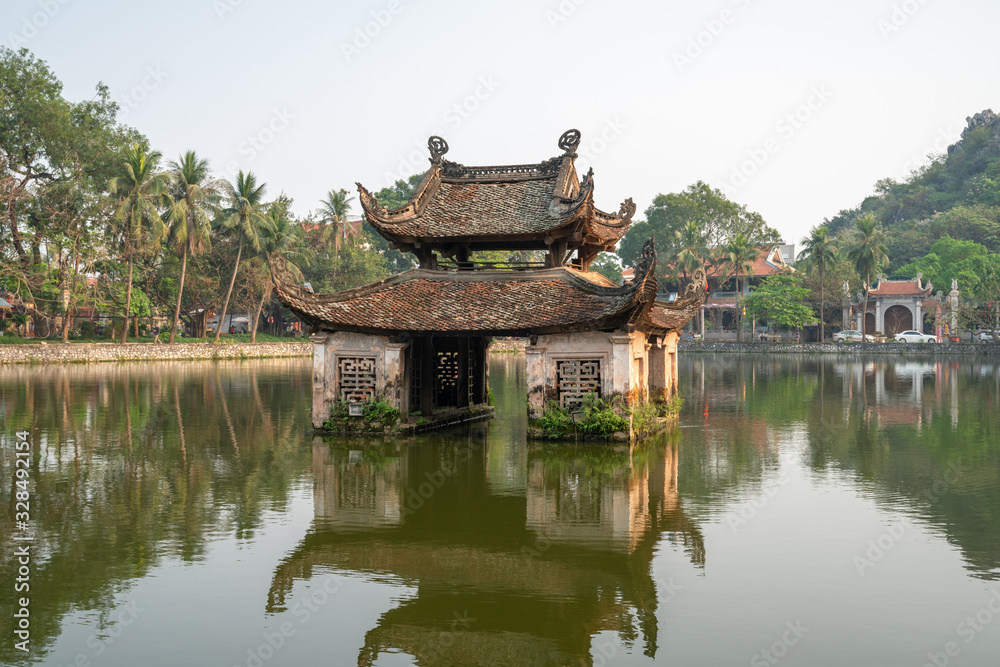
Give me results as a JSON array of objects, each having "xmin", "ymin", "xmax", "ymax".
[
  {"xmin": 1, "ymin": 47, "xmax": 392, "ymax": 340},
  {"xmin": 618, "ymin": 180, "xmax": 782, "ymax": 283},
  {"xmin": 743, "ymin": 273, "xmax": 816, "ymax": 331}
]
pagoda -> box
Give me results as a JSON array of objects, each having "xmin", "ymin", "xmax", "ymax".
[{"xmin": 270, "ymin": 130, "xmax": 706, "ymax": 435}]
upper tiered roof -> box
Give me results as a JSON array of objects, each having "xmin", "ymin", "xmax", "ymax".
[{"xmin": 356, "ymin": 130, "xmax": 636, "ymax": 260}]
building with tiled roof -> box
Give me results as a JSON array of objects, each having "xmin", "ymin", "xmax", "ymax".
[
  {"xmin": 272, "ymin": 130, "xmax": 705, "ymax": 436},
  {"xmin": 695, "ymin": 246, "xmax": 793, "ymax": 336}
]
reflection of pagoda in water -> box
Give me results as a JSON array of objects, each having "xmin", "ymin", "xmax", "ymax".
[{"xmin": 268, "ymin": 438, "xmax": 704, "ymax": 665}]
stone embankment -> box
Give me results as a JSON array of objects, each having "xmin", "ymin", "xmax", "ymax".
[
  {"xmin": 0, "ymin": 341, "xmax": 311, "ymax": 365},
  {"xmin": 680, "ymin": 341, "xmax": 1000, "ymax": 356}
]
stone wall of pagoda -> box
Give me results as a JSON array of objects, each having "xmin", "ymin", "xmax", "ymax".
[
  {"xmin": 309, "ymin": 332, "xmax": 408, "ymax": 429},
  {"xmin": 524, "ymin": 330, "xmax": 679, "ymax": 420}
]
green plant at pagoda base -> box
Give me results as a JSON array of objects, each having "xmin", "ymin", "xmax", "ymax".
[
  {"xmin": 533, "ymin": 401, "xmax": 574, "ymax": 439},
  {"xmin": 323, "ymin": 395, "xmax": 400, "ymax": 432},
  {"xmin": 576, "ymin": 395, "xmax": 629, "ymax": 438},
  {"xmin": 532, "ymin": 393, "xmax": 684, "ymax": 441},
  {"xmin": 362, "ymin": 397, "xmax": 400, "ymax": 428},
  {"xmin": 631, "ymin": 394, "xmax": 684, "ymax": 439}
]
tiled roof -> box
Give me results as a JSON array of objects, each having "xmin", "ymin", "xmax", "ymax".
[
  {"xmin": 870, "ymin": 280, "xmax": 932, "ymax": 296},
  {"xmin": 706, "ymin": 247, "xmax": 793, "ymax": 279},
  {"xmin": 356, "ymin": 131, "xmax": 634, "ymax": 252},
  {"xmin": 270, "ymin": 239, "xmax": 705, "ymax": 336},
  {"xmin": 367, "ymin": 177, "xmax": 580, "ymax": 238}
]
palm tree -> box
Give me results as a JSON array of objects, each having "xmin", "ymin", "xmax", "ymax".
[
  {"xmin": 213, "ymin": 171, "xmax": 269, "ymax": 344},
  {"xmin": 798, "ymin": 225, "xmax": 838, "ymax": 342},
  {"xmin": 669, "ymin": 220, "xmax": 711, "ymax": 287},
  {"xmin": 250, "ymin": 206, "xmax": 304, "ymax": 342},
  {"xmin": 166, "ymin": 151, "xmax": 219, "ymax": 343},
  {"xmin": 108, "ymin": 144, "xmax": 169, "ymax": 343},
  {"xmin": 721, "ymin": 232, "xmax": 758, "ymax": 342},
  {"xmin": 317, "ymin": 188, "xmax": 356, "ymax": 251},
  {"xmin": 846, "ymin": 213, "xmax": 888, "ymax": 335}
]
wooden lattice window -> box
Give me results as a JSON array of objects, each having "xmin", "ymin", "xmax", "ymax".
[
  {"xmin": 338, "ymin": 356, "xmax": 376, "ymax": 403},
  {"xmin": 435, "ymin": 351, "xmax": 460, "ymax": 406},
  {"xmin": 557, "ymin": 359, "xmax": 602, "ymax": 409}
]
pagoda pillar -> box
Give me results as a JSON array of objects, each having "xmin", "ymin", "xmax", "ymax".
[
  {"xmin": 610, "ymin": 333, "xmax": 634, "ymax": 400},
  {"xmin": 311, "ymin": 333, "xmax": 330, "ymax": 429},
  {"xmin": 384, "ymin": 342, "xmax": 409, "ymax": 417},
  {"xmin": 525, "ymin": 344, "xmax": 545, "ymax": 419}
]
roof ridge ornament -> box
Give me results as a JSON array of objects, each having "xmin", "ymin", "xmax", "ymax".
[
  {"xmin": 558, "ymin": 129, "xmax": 581, "ymax": 156},
  {"xmin": 428, "ymin": 136, "xmax": 449, "ymax": 164},
  {"xmin": 618, "ymin": 198, "xmax": 636, "ymax": 224}
]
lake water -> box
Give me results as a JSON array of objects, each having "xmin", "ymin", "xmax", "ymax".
[{"xmin": 1, "ymin": 355, "xmax": 999, "ymax": 666}]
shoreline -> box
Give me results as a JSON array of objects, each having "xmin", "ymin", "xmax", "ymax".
[
  {"xmin": 4, "ymin": 338, "xmax": 997, "ymax": 365},
  {"xmin": 678, "ymin": 340, "xmax": 999, "ymax": 356},
  {"xmin": 0, "ymin": 341, "xmax": 311, "ymax": 365}
]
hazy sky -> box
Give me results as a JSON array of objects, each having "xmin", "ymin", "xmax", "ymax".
[{"xmin": 4, "ymin": 0, "xmax": 998, "ymax": 253}]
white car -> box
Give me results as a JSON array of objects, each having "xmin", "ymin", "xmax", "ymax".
[
  {"xmin": 894, "ymin": 330, "xmax": 937, "ymax": 344},
  {"xmin": 833, "ymin": 329, "xmax": 874, "ymax": 343},
  {"xmin": 977, "ymin": 332, "xmax": 996, "ymax": 343}
]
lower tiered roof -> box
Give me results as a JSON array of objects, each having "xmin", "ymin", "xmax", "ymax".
[{"xmin": 271, "ymin": 239, "xmax": 705, "ymax": 337}]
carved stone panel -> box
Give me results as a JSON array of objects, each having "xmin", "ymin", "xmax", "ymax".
[
  {"xmin": 338, "ymin": 356, "xmax": 377, "ymax": 403},
  {"xmin": 557, "ymin": 359, "xmax": 602, "ymax": 409}
]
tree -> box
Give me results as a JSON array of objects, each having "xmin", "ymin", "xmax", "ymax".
[
  {"xmin": 253, "ymin": 204, "xmax": 304, "ymax": 342},
  {"xmin": 1, "ymin": 47, "xmax": 141, "ymax": 339},
  {"xmin": 590, "ymin": 253, "xmax": 623, "ymax": 283},
  {"xmin": 845, "ymin": 213, "xmax": 889, "ymax": 330},
  {"xmin": 317, "ymin": 188, "xmax": 356, "ymax": 252},
  {"xmin": 108, "ymin": 144, "xmax": 169, "ymax": 343},
  {"xmin": 743, "ymin": 273, "xmax": 815, "ymax": 334},
  {"xmin": 166, "ymin": 151, "xmax": 218, "ymax": 343},
  {"xmin": 1, "ymin": 47, "xmax": 74, "ymax": 262},
  {"xmin": 798, "ymin": 225, "xmax": 838, "ymax": 341},
  {"xmin": 618, "ymin": 181, "xmax": 781, "ymax": 273},
  {"xmin": 370, "ymin": 175, "xmax": 422, "ymax": 273},
  {"xmin": 720, "ymin": 232, "xmax": 758, "ymax": 341},
  {"xmin": 669, "ymin": 219, "xmax": 712, "ymax": 287},
  {"xmin": 214, "ymin": 171, "xmax": 269, "ymax": 344}
]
